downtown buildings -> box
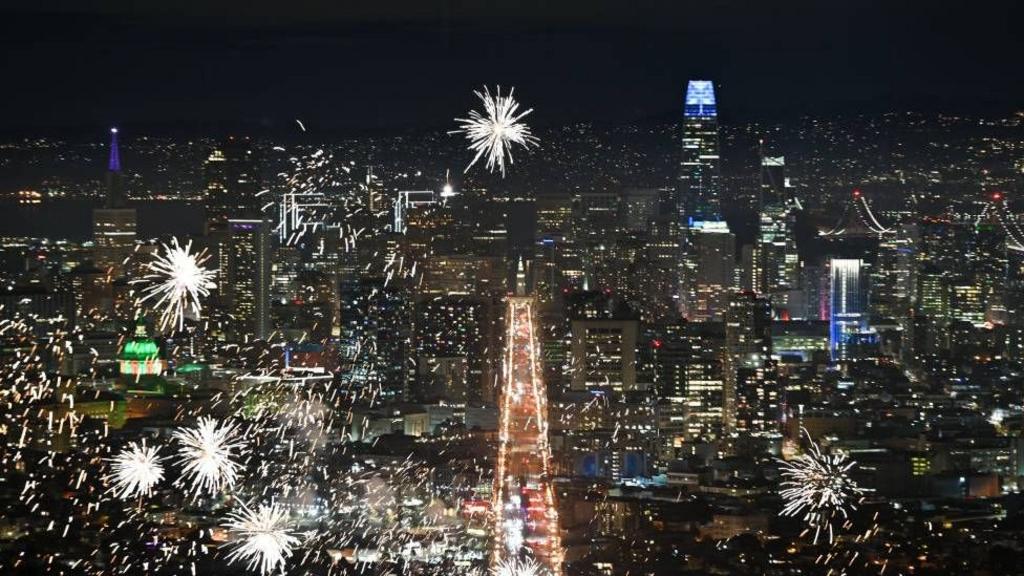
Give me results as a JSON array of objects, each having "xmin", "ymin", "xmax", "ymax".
[{"xmin": 1, "ymin": 91, "xmax": 1024, "ymax": 576}]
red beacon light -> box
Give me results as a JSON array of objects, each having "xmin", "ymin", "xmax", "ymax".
[
  {"xmin": 852, "ymin": 189, "xmax": 862, "ymax": 198},
  {"xmin": 992, "ymin": 192, "xmax": 1003, "ymax": 201}
]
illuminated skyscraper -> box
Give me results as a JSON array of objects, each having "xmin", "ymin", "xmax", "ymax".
[
  {"xmin": 92, "ymin": 128, "xmax": 137, "ymax": 277},
  {"xmin": 204, "ymin": 137, "xmax": 260, "ymax": 231},
  {"xmin": 681, "ymin": 219, "xmax": 735, "ymax": 321},
  {"xmin": 754, "ymin": 205, "xmax": 799, "ymax": 296},
  {"xmin": 724, "ymin": 292, "xmax": 777, "ymax": 438},
  {"xmin": 227, "ymin": 219, "xmax": 271, "ymax": 340},
  {"xmin": 678, "ymin": 81, "xmax": 725, "ymax": 316},
  {"xmin": 678, "ymin": 80, "xmax": 721, "ymax": 219},
  {"xmin": 759, "ymin": 154, "xmax": 787, "ymax": 209},
  {"xmin": 829, "ymin": 259, "xmax": 869, "ymax": 360}
]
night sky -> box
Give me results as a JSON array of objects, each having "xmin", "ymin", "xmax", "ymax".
[{"xmin": 1, "ymin": 1, "xmax": 1020, "ymax": 134}]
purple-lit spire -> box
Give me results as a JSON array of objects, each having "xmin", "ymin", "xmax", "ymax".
[{"xmin": 108, "ymin": 127, "xmax": 121, "ymax": 172}]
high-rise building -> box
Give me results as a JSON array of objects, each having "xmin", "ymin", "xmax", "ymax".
[
  {"xmin": 92, "ymin": 128, "xmax": 137, "ymax": 277},
  {"xmin": 678, "ymin": 80, "xmax": 721, "ymax": 219},
  {"xmin": 411, "ymin": 295, "xmax": 499, "ymax": 404},
  {"xmin": 204, "ymin": 137, "xmax": 260, "ymax": 231},
  {"xmin": 678, "ymin": 81, "xmax": 723, "ymax": 316},
  {"xmin": 652, "ymin": 321, "xmax": 727, "ymax": 453},
  {"xmin": 759, "ymin": 155, "xmax": 787, "ymax": 208},
  {"xmin": 754, "ymin": 204, "xmax": 799, "ymax": 297},
  {"xmin": 569, "ymin": 317, "xmax": 640, "ymax": 393},
  {"xmin": 871, "ymin": 228, "xmax": 915, "ymax": 321},
  {"xmin": 724, "ymin": 292, "xmax": 777, "ymax": 438},
  {"xmin": 227, "ymin": 219, "xmax": 271, "ymax": 341},
  {"xmin": 339, "ymin": 275, "xmax": 410, "ymax": 400},
  {"xmin": 829, "ymin": 259, "xmax": 869, "ymax": 360},
  {"xmin": 681, "ymin": 219, "xmax": 735, "ymax": 321}
]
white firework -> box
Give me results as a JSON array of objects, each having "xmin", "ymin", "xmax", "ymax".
[
  {"xmin": 223, "ymin": 501, "xmax": 300, "ymax": 575},
  {"xmin": 451, "ymin": 85, "xmax": 538, "ymax": 177},
  {"xmin": 173, "ymin": 416, "xmax": 245, "ymax": 497},
  {"xmin": 778, "ymin": 428, "xmax": 864, "ymax": 544},
  {"xmin": 107, "ymin": 441, "xmax": 165, "ymax": 499},
  {"xmin": 493, "ymin": 557, "xmax": 548, "ymax": 576},
  {"xmin": 138, "ymin": 237, "xmax": 217, "ymax": 331}
]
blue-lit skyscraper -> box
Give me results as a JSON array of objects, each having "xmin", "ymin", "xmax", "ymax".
[
  {"xmin": 679, "ymin": 81, "xmax": 724, "ymax": 317},
  {"xmin": 829, "ymin": 258, "xmax": 869, "ymax": 360},
  {"xmin": 679, "ymin": 80, "xmax": 721, "ymax": 219}
]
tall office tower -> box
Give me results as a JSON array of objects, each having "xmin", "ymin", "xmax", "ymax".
[
  {"xmin": 950, "ymin": 284, "xmax": 985, "ymax": 325},
  {"xmin": 644, "ymin": 215, "xmax": 683, "ymax": 324},
  {"xmin": 681, "ymin": 219, "xmax": 735, "ymax": 321},
  {"xmin": 568, "ymin": 304, "xmax": 640, "ymax": 393},
  {"xmin": 271, "ymin": 245, "xmax": 302, "ymax": 302},
  {"xmin": 92, "ymin": 128, "xmax": 137, "ymax": 278},
  {"xmin": 754, "ymin": 204, "xmax": 799, "ymax": 296},
  {"xmin": 226, "ymin": 219, "xmax": 271, "ymax": 341},
  {"xmin": 535, "ymin": 193, "xmax": 576, "ymax": 292},
  {"xmin": 872, "ymin": 231, "xmax": 914, "ymax": 321},
  {"xmin": 411, "ymin": 295, "xmax": 498, "ymax": 404},
  {"xmin": 753, "ymin": 148, "xmax": 799, "ymax": 312},
  {"xmin": 724, "ymin": 292, "xmax": 777, "ymax": 438},
  {"xmin": 971, "ymin": 221, "xmax": 1009, "ymax": 323},
  {"xmin": 678, "ymin": 81, "xmax": 722, "ymax": 314},
  {"xmin": 573, "ymin": 191, "xmax": 621, "ymax": 289},
  {"xmin": 759, "ymin": 154, "xmax": 787, "ymax": 208},
  {"xmin": 678, "ymin": 80, "xmax": 721, "ymax": 219},
  {"xmin": 915, "ymin": 267, "xmax": 950, "ymax": 320},
  {"xmin": 340, "ymin": 276, "xmax": 410, "ymax": 400},
  {"xmin": 829, "ymin": 259, "xmax": 869, "ymax": 360},
  {"xmin": 468, "ymin": 192, "xmax": 510, "ymax": 258},
  {"xmin": 799, "ymin": 264, "xmax": 830, "ymax": 321},
  {"xmin": 652, "ymin": 322, "xmax": 726, "ymax": 455},
  {"xmin": 204, "ymin": 137, "xmax": 260, "ymax": 231}
]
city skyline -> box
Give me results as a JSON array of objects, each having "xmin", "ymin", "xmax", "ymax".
[{"xmin": 1, "ymin": 4, "xmax": 1023, "ymax": 576}]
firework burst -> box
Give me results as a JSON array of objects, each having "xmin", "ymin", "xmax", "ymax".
[
  {"xmin": 493, "ymin": 557, "xmax": 548, "ymax": 576},
  {"xmin": 137, "ymin": 237, "xmax": 217, "ymax": 331},
  {"xmin": 778, "ymin": 428, "xmax": 864, "ymax": 544},
  {"xmin": 451, "ymin": 85, "xmax": 538, "ymax": 177},
  {"xmin": 173, "ymin": 416, "xmax": 245, "ymax": 497},
  {"xmin": 223, "ymin": 501, "xmax": 300, "ymax": 575},
  {"xmin": 107, "ymin": 441, "xmax": 165, "ymax": 499}
]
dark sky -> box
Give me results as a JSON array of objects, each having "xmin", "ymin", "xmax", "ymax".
[{"xmin": 1, "ymin": 0, "xmax": 1020, "ymax": 134}]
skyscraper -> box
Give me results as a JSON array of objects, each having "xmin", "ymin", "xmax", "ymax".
[
  {"xmin": 227, "ymin": 219, "xmax": 271, "ymax": 341},
  {"xmin": 759, "ymin": 154, "xmax": 787, "ymax": 208},
  {"xmin": 829, "ymin": 259, "xmax": 869, "ymax": 360},
  {"xmin": 678, "ymin": 80, "xmax": 721, "ymax": 219},
  {"xmin": 92, "ymin": 128, "xmax": 137, "ymax": 278},
  {"xmin": 204, "ymin": 137, "xmax": 260, "ymax": 231},
  {"xmin": 678, "ymin": 80, "xmax": 725, "ymax": 316},
  {"xmin": 753, "ymin": 204, "xmax": 799, "ymax": 296},
  {"xmin": 681, "ymin": 219, "xmax": 735, "ymax": 321},
  {"xmin": 724, "ymin": 292, "xmax": 777, "ymax": 438}
]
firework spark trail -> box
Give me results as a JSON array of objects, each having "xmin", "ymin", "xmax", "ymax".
[
  {"xmin": 778, "ymin": 428, "xmax": 864, "ymax": 544},
  {"xmin": 223, "ymin": 501, "xmax": 300, "ymax": 575},
  {"xmin": 107, "ymin": 441, "xmax": 165, "ymax": 499},
  {"xmin": 137, "ymin": 238, "xmax": 217, "ymax": 332},
  {"xmin": 451, "ymin": 85, "xmax": 538, "ymax": 177},
  {"xmin": 493, "ymin": 556, "xmax": 549, "ymax": 576},
  {"xmin": 173, "ymin": 416, "xmax": 245, "ymax": 497}
]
